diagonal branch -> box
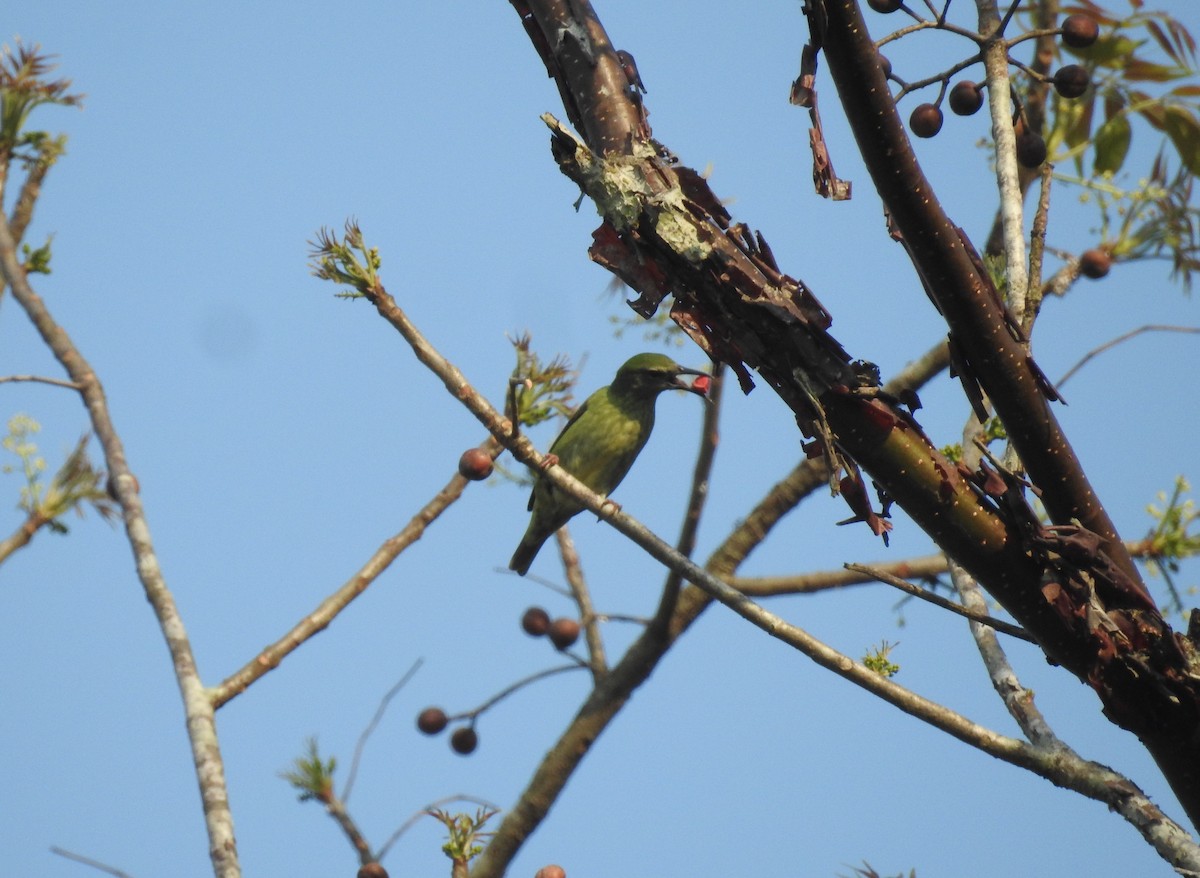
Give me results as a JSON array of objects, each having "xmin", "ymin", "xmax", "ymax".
[
  {"xmin": 0, "ymin": 216, "xmax": 241, "ymax": 878},
  {"xmin": 809, "ymin": 0, "xmax": 1200, "ymax": 826},
  {"xmin": 335, "ymin": 256, "xmax": 1200, "ymax": 875},
  {"xmin": 208, "ymin": 438, "xmax": 501, "ymax": 708}
]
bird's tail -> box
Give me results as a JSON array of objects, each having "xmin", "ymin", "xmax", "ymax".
[{"xmin": 508, "ymin": 531, "xmax": 544, "ymax": 576}]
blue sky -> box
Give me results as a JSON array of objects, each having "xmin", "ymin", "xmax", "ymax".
[{"xmin": 2, "ymin": 2, "xmax": 1198, "ymax": 877}]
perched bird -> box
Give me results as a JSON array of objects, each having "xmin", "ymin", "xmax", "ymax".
[{"xmin": 509, "ymin": 352, "xmax": 708, "ymax": 576}]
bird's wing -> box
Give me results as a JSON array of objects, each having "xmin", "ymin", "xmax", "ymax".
[
  {"xmin": 526, "ymin": 397, "xmax": 592, "ymax": 512},
  {"xmin": 548, "ymin": 397, "xmax": 590, "ymax": 456}
]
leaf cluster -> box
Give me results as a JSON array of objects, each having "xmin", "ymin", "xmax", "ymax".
[
  {"xmin": 508, "ymin": 333, "xmax": 576, "ymax": 430},
  {"xmin": 1, "ymin": 415, "xmax": 114, "ymax": 532},
  {"xmin": 279, "ymin": 737, "xmax": 337, "ymax": 804},
  {"xmin": 1143, "ymin": 476, "xmax": 1200, "ymax": 615},
  {"xmin": 0, "ymin": 40, "xmax": 82, "ymax": 153},
  {"xmin": 308, "ymin": 220, "xmax": 382, "ymax": 299},
  {"xmin": 426, "ymin": 807, "xmax": 499, "ymax": 867}
]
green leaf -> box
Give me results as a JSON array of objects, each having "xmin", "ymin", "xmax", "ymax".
[
  {"xmin": 1162, "ymin": 106, "xmax": 1200, "ymax": 175},
  {"xmin": 1123, "ymin": 59, "xmax": 1191, "ymax": 82},
  {"xmin": 1066, "ymin": 34, "xmax": 1140, "ymax": 68},
  {"xmin": 1059, "ymin": 93, "xmax": 1095, "ymax": 172},
  {"xmin": 1094, "ymin": 114, "xmax": 1132, "ymax": 173}
]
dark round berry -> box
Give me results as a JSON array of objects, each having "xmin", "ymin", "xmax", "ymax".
[
  {"xmin": 948, "ymin": 81, "xmax": 984, "ymax": 116},
  {"xmin": 877, "ymin": 53, "xmax": 892, "ymax": 79},
  {"xmin": 457, "ymin": 448, "xmax": 494, "ymax": 481},
  {"xmin": 1015, "ymin": 133, "xmax": 1048, "ymax": 168},
  {"xmin": 522, "ymin": 606, "xmax": 551, "ymax": 637},
  {"xmin": 1052, "ymin": 65, "xmax": 1090, "ymax": 99},
  {"xmin": 1079, "ymin": 248, "xmax": 1112, "ymax": 279},
  {"xmin": 450, "ymin": 726, "xmax": 478, "ymax": 755},
  {"xmin": 1061, "ymin": 14, "xmax": 1100, "ymax": 49},
  {"xmin": 358, "ymin": 864, "xmax": 389, "ymax": 878},
  {"xmin": 909, "ymin": 103, "xmax": 944, "ymax": 138},
  {"xmin": 416, "ymin": 707, "xmax": 449, "ymax": 735},
  {"xmin": 547, "ymin": 618, "xmax": 581, "ymax": 650},
  {"xmin": 867, "ymin": 0, "xmax": 903, "ymax": 12}
]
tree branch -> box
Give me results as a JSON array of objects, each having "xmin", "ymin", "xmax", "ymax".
[
  {"xmin": 337, "ymin": 258, "xmax": 1200, "ymax": 875},
  {"xmin": 209, "ymin": 438, "xmax": 501, "ymax": 708},
  {"xmin": 0, "ymin": 215, "xmax": 241, "ymax": 878}
]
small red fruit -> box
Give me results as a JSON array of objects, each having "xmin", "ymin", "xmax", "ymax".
[
  {"xmin": 548, "ymin": 618, "xmax": 581, "ymax": 650},
  {"xmin": 867, "ymin": 0, "xmax": 903, "ymax": 12},
  {"xmin": 1015, "ymin": 133, "xmax": 1047, "ymax": 168},
  {"xmin": 948, "ymin": 81, "xmax": 983, "ymax": 116},
  {"xmin": 358, "ymin": 864, "xmax": 389, "ymax": 878},
  {"xmin": 1052, "ymin": 65, "xmax": 1090, "ymax": 99},
  {"xmin": 417, "ymin": 707, "xmax": 449, "ymax": 735},
  {"xmin": 450, "ymin": 726, "xmax": 478, "ymax": 755},
  {"xmin": 690, "ymin": 374, "xmax": 711, "ymax": 396},
  {"xmin": 1061, "ymin": 14, "xmax": 1100, "ymax": 49},
  {"xmin": 535, "ymin": 867, "xmax": 567, "ymax": 878},
  {"xmin": 909, "ymin": 103, "xmax": 944, "ymax": 138},
  {"xmin": 458, "ymin": 448, "xmax": 494, "ymax": 481},
  {"xmin": 522, "ymin": 606, "xmax": 551, "ymax": 637},
  {"xmin": 1079, "ymin": 248, "xmax": 1112, "ymax": 279}
]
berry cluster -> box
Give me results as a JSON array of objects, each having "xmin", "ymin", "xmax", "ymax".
[
  {"xmin": 416, "ymin": 706, "xmax": 479, "ymax": 754},
  {"xmin": 873, "ymin": 7, "xmax": 1100, "ymax": 173},
  {"xmin": 415, "ymin": 608, "xmax": 584, "ymax": 757},
  {"xmin": 521, "ymin": 605, "xmax": 581, "ymax": 650}
]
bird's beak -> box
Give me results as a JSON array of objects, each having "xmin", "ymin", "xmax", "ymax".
[{"xmin": 672, "ymin": 367, "xmax": 711, "ymax": 398}]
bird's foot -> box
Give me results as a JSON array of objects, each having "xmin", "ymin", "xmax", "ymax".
[
  {"xmin": 539, "ymin": 453, "xmax": 560, "ymax": 470},
  {"xmin": 597, "ymin": 497, "xmax": 622, "ymax": 519}
]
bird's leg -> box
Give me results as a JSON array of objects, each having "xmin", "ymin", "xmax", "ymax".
[{"xmin": 539, "ymin": 453, "xmax": 560, "ymax": 470}]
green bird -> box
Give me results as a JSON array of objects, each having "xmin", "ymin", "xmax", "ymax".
[{"xmin": 509, "ymin": 352, "xmax": 709, "ymax": 576}]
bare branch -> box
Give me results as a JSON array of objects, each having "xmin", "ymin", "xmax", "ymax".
[
  {"xmin": 0, "ymin": 373, "xmax": 82, "ymax": 390},
  {"xmin": 1057, "ymin": 325, "xmax": 1200, "ymax": 389},
  {"xmin": 342, "ymin": 659, "xmax": 424, "ymax": 803},
  {"xmin": 951, "ymin": 563, "xmax": 1061, "ymax": 745},
  {"xmin": 0, "ymin": 509, "xmax": 50, "ymax": 567},
  {"xmin": 49, "ymin": 847, "xmax": 135, "ymax": 878},
  {"xmin": 209, "ymin": 438, "xmax": 501, "ymax": 708},
  {"xmin": 845, "ymin": 562, "xmax": 1036, "ymax": 642},
  {"xmin": 554, "ymin": 527, "xmax": 606, "ymax": 680},
  {"xmin": 0, "ymin": 214, "xmax": 241, "ymax": 878},
  {"xmin": 652, "ymin": 362, "xmax": 725, "ymax": 632}
]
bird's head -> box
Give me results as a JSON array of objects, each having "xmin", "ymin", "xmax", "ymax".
[{"xmin": 612, "ymin": 353, "xmax": 710, "ymax": 398}]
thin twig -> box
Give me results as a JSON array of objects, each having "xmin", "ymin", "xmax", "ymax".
[
  {"xmin": 1057, "ymin": 325, "xmax": 1200, "ymax": 388},
  {"xmin": 652, "ymin": 363, "xmax": 724, "ymax": 632},
  {"xmin": 0, "ymin": 373, "xmax": 83, "ymax": 390},
  {"xmin": 555, "ymin": 527, "xmax": 606, "ymax": 680},
  {"xmin": 0, "ymin": 509, "xmax": 51, "ymax": 567},
  {"xmin": 731, "ymin": 554, "xmax": 948, "ymax": 596},
  {"xmin": 342, "ymin": 659, "xmax": 424, "ymax": 802},
  {"xmin": 950, "ymin": 563, "xmax": 1061, "ymax": 746},
  {"xmin": 322, "ymin": 790, "xmax": 374, "ymax": 865},
  {"xmin": 845, "ymin": 563, "xmax": 1036, "ymax": 642},
  {"xmin": 49, "ymin": 847, "xmax": 135, "ymax": 878},
  {"xmin": 462, "ymin": 664, "xmax": 582, "ymax": 721},
  {"xmin": 209, "ymin": 438, "xmax": 501, "ymax": 709}
]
